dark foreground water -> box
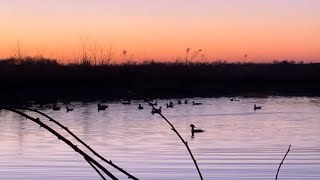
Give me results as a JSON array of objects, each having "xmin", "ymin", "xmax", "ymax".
[{"xmin": 1, "ymin": 97, "xmax": 320, "ymax": 179}]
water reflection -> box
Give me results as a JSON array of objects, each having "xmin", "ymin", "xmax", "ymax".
[{"xmin": 0, "ymin": 97, "xmax": 320, "ymax": 179}]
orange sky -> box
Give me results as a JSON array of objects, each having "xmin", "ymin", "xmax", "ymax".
[{"xmin": 1, "ymin": 0, "xmax": 320, "ymax": 63}]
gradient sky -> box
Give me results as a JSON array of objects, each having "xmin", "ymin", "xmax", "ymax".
[{"xmin": 1, "ymin": 0, "xmax": 320, "ymax": 62}]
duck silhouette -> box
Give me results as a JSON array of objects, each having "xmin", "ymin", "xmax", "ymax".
[
  {"xmin": 151, "ymin": 107, "xmax": 162, "ymax": 114},
  {"xmin": 138, "ymin": 104, "xmax": 144, "ymax": 110},
  {"xmin": 190, "ymin": 124, "xmax": 204, "ymax": 137},
  {"xmin": 166, "ymin": 103, "xmax": 174, "ymax": 108},
  {"xmin": 66, "ymin": 106, "xmax": 74, "ymax": 112},
  {"xmin": 184, "ymin": 100, "xmax": 188, "ymax": 104},
  {"xmin": 192, "ymin": 101, "xmax": 202, "ymax": 105},
  {"xmin": 254, "ymin": 104, "xmax": 262, "ymax": 110},
  {"xmin": 98, "ymin": 103, "xmax": 108, "ymax": 111}
]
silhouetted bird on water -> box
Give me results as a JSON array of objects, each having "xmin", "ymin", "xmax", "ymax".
[
  {"xmin": 192, "ymin": 101, "xmax": 202, "ymax": 105},
  {"xmin": 52, "ymin": 105, "xmax": 60, "ymax": 111},
  {"xmin": 190, "ymin": 124, "xmax": 204, "ymax": 137},
  {"xmin": 98, "ymin": 103, "xmax": 108, "ymax": 111},
  {"xmin": 254, "ymin": 104, "xmax": 262, "ymax": 110},
  {"xmin": 166, "ymin": 103, "xmax": 174, "ymax": 108},
  {"xmin": 184, "ymin": 100, "xmax": 188, "ymax": 104},
  {"xmin": 66, "ymin": 106, "xmax": 74, "ymax": 112},
  {"xmin": 151, "ymin": 107, "xmax": 162, "ymax": 114},
  {"xmin": 138, "ymin": 104, "xmax": 144, "ymax": 110},
  {"xmin": 166, "ymin": 101, "xmax": 174, "ymax": 108}
]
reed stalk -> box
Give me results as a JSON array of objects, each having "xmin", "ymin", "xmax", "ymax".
[
  {"xmin": 275, "ymin": 145, "xmax": 291, "ymax": 180},
  {"xmin": 145, "ymin": 100, "xmax": 204, "ymax": 180}
]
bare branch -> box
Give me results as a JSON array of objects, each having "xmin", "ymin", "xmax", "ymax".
[
  {"xmin": 275, "ymin": 145, "xmax": 291, "ymax": 180},
  {"xmin": 18, "ymin": 107, "xmax": 139, "ymax": 180},
  {"xmin": 0, "ymin": 107, "xmax": 118, "ymax": 180},
  {"xmin": 145, "ymin": 100, "xmax": 203, "ymax": 180},
  {"xmin": 85, "ymin": 157, "xmax": 107, "ymax": 180}
]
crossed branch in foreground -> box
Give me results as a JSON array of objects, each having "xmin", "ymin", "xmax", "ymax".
[
  {"xmin": 1, "ymin": 105, "xmax": 293, "ymax": 180},
  {"xmin": 16, "ymin": 107, "xmax": 139, "ymax": 180},
  {"xmin": 0, "ymin": 107, "xmax": 138, "ymax": 180}
]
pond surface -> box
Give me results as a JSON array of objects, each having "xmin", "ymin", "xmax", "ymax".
[{"xmin": 1, "ymin": 97, "xmax": 320, "ymax": 180}]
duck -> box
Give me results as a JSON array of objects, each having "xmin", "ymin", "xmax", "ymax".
[
  {"xmin": 138, "ymin": 104, "xmax": 144, "ymax": 110},
  {"xmin": 190, "ymin": 124, "xmax": 204, "ymax": 137},
  {"xmin": 166, "ymin": 103, "xmax": 174, "ymax": 108},
  {"xmin": 184, "ymin": 100, "xmax": 188, "ymax": 104},
  {"xmin": 254, "ymin": 104, "xmax": 262, "ymax": 110},
  {"xmin": 151, "ymin": 107, "xmax": 162, "ymax": 114},
  {"xmin": 192, "ymin": 101, "xmax": 202, "ymax": 105},
  {"xmin": 98, "ymin": 103, "xmax": 108, "ymax": 111},
  {"xmin": 52, "ymin": 105, "xmax": 61, "ymax": 111},
  {"xmin": 122, "ymin": 100, "xmax": 131, "ymax": 105},
  {"xmin": 66, "ymin": 106, "xmax": 74, "ymax": 112}
]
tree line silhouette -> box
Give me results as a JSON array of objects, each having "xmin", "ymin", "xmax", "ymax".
[{"xmin": 1, "ymin": 57, "xmax": 320, "ymax": 103}]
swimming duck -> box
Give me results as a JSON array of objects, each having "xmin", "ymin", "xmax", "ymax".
[
  {"xmin": 98, "ymin": 103, "xmax": 108, "ymax": 111},
  {"xmin": 192, "ymin": 101, "xmax": 202, "ymax": 105},
  {"xmin": 254, "ymin": 104, "xmax": 262, "ymax": 110},
  {"xmin": 166, "ymin": 103, "xmax": 174, "ymax": 108},
  {"xmin": 138, "ymin": 104, "xmax": 144, "ymax": 110},
  {"xmin": 151, "ymin": 107, "xmax": 162, "ymax": 114},
  {"xmin": 190, "ymin": 124, "xmax": 204, "ymax": 137},
  {"xmin": 178, "ymin": 99, "xmax": 182, "ymax": 104},
  {"xmin": 66, "ymin": 106, "xmax": 74, "ymax": 112},
  {"xmin": 184, "ymin": 100, "xmax": 188, "ymax": 104}
]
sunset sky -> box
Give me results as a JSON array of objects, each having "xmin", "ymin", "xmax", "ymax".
[{"xmin": 1, "ymin": 0, "xmax": 319, "ymax": 62}]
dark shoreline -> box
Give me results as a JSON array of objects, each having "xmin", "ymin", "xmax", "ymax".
[
  {"xmin": 1, "ymin": 86, "xmax": 320, "ymax": 105},
  {"xmin": 1, "ymin": 58, "xmax": 320, "ymax": 104}
]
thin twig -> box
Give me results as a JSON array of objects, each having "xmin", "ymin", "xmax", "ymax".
[
  {"xmin": 145, "ymin": 100, "xmax": 204, "ymax": 180},
  {"xmin": 18, "ymin": 107, "xmax": 138, "ymax": 180},
  {"xmin": 85, "ymin": 157, "xmax": 107, "ymax": 180},
  {"xmin": 0, "ymin": 107, "xmax": 118, "ymax": 180},
  {"xmin": 275, "ymin": 145, "xmax": 291, "ymax": 180}
]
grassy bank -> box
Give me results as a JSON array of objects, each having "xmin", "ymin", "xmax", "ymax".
[{"xmin": 1, "ymin": 57, "xmax": 320, "ymax": 103}]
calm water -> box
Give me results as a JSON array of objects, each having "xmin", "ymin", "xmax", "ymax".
[{"xmin": 1, "ymin": 97, "xmax": 320, "ymax": 180}]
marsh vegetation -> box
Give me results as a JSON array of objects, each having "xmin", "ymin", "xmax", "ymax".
[{"xmin": 1, "ymin": 57, "xmax": 320, "ymax": 104}]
